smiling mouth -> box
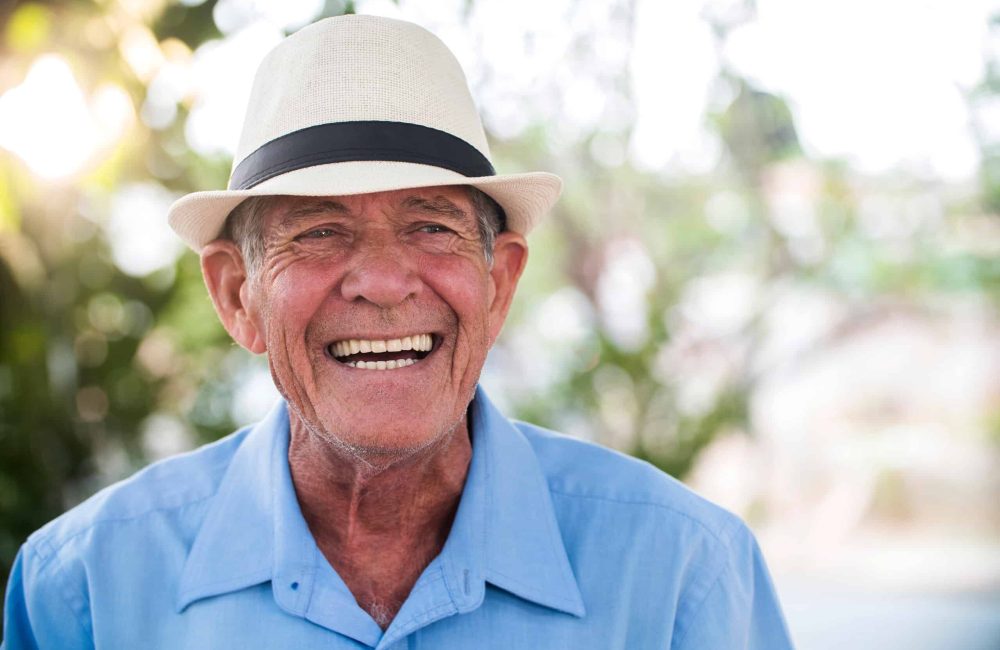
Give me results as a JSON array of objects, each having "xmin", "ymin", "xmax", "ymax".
[{"xmin": 327, "ymin": 334, "xmax": 436, "ymax": 370}]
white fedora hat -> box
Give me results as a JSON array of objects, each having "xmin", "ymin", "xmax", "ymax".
[{"xmin": 167, "ymin": 14, "xmax": 562, "ymax": 251}]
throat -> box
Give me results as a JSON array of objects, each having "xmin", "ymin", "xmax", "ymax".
[
  {"xmin": 316, "ymin": 526, "xmax": 453, "ymax": 630},
  {"xmin": 363, "ymin": 597, "xmax": 400, "ymax": 629}
]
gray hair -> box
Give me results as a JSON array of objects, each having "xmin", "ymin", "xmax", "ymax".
[{"xmin": 222, "ymin": 187, "xmax": 505, "ymax": 278}]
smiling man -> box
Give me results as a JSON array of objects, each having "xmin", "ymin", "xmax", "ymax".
[
  {"xmin": 201, "ymin": 186, "xmax": 526, "ymax": 626},
  {"xmin": 3, "ymin": 15, "xmax": 793, "ymax": 650}
]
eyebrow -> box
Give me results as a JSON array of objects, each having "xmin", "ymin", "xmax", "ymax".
[
  {"xmin": 401, "ymin": 195, "xmax": 471, "ymax": 225},
  {"xmin": 279, "ymin": 200, "xmax": 352, "ymax": 227},
  {"xmin": 276, "ymin": 195, "xmax": 473, "ymax": 230}
]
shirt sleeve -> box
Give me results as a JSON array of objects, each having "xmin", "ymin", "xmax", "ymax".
[
  {"xmin": 672, "ymin": 524, "xmax": 795, "ymax": 650},
  {"xmin": 3, "ymin": 543, "xmax": 94, "ymax": 650}
]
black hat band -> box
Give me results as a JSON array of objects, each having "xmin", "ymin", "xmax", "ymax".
[{"xmin": 228, "ymin": 120, "xmax": 496, "ymax": 191}]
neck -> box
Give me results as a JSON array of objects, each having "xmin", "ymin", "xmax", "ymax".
[
  {"xmin": 289, "ymin": 418, "xmax": 472, "ymax": 541},
  {"xmin": 287, "ymin": 413, "xmax": 473, "ymax": 627}
]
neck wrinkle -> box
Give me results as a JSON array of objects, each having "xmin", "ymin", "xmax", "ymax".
[{"xmin": 287, "ymin": 410, "xmax": 473, "ymax": 550}]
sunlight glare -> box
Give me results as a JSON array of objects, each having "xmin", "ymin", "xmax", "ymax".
[
  {"xmin": 106, "ymin": 183, "xmax": 184, "ymax": 277},
  {"xmin": 0, "ymin": 55, "xmax": 98, "ymax": 179}
]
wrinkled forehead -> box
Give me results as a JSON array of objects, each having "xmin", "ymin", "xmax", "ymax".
[{"xmin": 264, "ymin": 186, "xmax": 477, "ymax": 232}]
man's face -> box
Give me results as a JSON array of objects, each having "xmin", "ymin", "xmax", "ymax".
[{"xmin": 233, "ymin": 186, "xmax": 524, "ymax": 462}]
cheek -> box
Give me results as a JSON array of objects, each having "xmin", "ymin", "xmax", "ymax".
[
  {"xmin": 418, "ymin": 255, "xmax": 491, "ymax": 321},
  {"xmin": 263, "ymin": 263, "xmax": 340, "ymax": 340}
]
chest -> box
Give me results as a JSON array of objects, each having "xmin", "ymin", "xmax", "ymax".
[{"xmin": 317, "ymin": 537, "xmax": 445, "ymax": 628}]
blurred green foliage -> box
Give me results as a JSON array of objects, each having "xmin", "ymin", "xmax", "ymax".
[{"xmin": 0, "ymin": 0, "xmax": 998, "ymax": 616}]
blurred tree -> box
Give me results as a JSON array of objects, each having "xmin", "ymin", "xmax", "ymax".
[{"xmin": 0, "ymin": 0, "xmax": 247, "ymax": 610}]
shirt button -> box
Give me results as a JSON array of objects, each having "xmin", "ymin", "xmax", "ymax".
[{"xmin": 291, "ymin": 581, "xmax": 299, "ymax": 590}]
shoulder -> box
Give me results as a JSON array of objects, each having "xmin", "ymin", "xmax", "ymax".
[
  {"xmin": 512, "ymin": 420, "xmax": 783, "ymax": 638},
  {"xmin": 25, "ymin": 428, "xmax": 250, "ymax": 564},
  {"xmin": 8, "ymin": 429, "xmax": 252, "ymax": 645},
  {"xmin": 513, "ymin": 420, "xmax": 744, "ymax": 545}
]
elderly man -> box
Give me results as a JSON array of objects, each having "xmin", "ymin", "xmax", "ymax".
[{"xmin": 3, "ymin": 15, "xmax": 793, "ymax": 650}]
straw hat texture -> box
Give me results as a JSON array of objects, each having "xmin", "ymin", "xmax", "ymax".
[{"xmin": 167, "ymin": 14, "xmax": 562, "ymax": 251}]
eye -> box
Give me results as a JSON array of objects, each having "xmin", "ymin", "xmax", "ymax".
[
  {"xmin": 418, "ymin": 223, "xmax": 455, "ymax": 235},
  {"xmin": 297, "ymin": 227, "xmax": 336, "ymax": 240}
]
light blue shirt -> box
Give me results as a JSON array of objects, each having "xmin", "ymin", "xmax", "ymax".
[{"xmin": 3, "ymin": 388, "xmax": 793, "ymax": 649}]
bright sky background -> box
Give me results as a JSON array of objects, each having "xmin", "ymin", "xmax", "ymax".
[
  {"xmin": 721, "ymin": 0, "xmax": 991, "ymax": 180},
  {"xmin": 181, "ymin": 0, "xmax": 994, "ymax": 179}
]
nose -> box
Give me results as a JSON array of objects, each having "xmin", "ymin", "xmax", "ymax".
[{"xmin": 339, "ymin": 240, "xmax": 422, "ymax": 308}]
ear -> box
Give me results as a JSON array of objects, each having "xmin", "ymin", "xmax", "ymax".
[
  {"xmin": 200, "ymin": 240, "xmax": 266, "ymax": 354},
  {"xmin": 486, "ymin": 231, "xmax": 528, "ymax": 345}
]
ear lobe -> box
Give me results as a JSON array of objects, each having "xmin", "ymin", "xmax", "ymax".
[
  {"xmin": 487, "ymin": 232, "xmax": 528, "ymax": 344},
  {"xmin": 200, "ymin": 240, "xmax": 266, "ymax": 354}
]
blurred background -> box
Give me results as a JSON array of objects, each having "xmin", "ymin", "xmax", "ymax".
[{"xmin": 0, "ymin": 0, "xmax": 998, "ymax": 646}]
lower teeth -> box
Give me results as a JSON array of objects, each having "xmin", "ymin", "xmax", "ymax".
[{"xmin": 346, "ymin": 358, "xmax": 417, "ymax": 370}]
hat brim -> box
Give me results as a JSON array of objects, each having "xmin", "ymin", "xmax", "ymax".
[{"xmin": 167, "ymin": 161, "xmax": 562, "ymax": 252}]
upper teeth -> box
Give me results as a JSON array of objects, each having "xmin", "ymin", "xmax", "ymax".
[{"xmin": 330, "ymin": 334, "xmax": 434, "ymax": 358}]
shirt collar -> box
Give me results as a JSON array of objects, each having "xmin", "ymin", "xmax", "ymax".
[
  {"xmin": 176, "ymin": 387, "xmax": 585, "ymax": 623},
  {"xmin": 448, "ymin": 387, "xmax": 585, "ymax": 617},
  {"xmin": 176, "ymin": 401, "xmax": 286, "ymax": 611}
]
